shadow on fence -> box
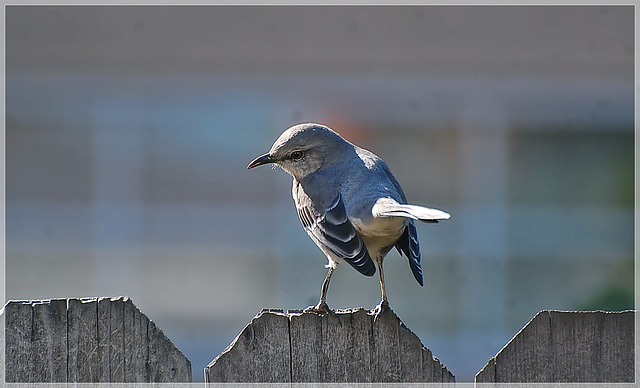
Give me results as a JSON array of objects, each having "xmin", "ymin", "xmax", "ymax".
[{"xmin": 1, "ymin": 297, "xmax": 635, "ymax": 383}]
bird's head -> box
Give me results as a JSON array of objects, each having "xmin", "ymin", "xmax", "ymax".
[{"xmin": 247, "ymin": 123, "xmax": 352, "ymax": 181}]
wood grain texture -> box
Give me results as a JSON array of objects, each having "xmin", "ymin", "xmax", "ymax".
[
  {"xmin": 205, "ymin": 307, "xmax": 454, "ymax": 383},
  {"xmin": 31, "ymin": 299, "xmax": 68, "ymax": 382},
  {"xmin": 3, "ymin": 301, "xmax": 32, "ymax": 382},
  {"xmin": 68, "ymin": 298, "xmax": 99, "ymax": 382},
  {"xmin": 205, "ymin": 309, "xmax": 291, "ymax": 383},
  {"xmin": 2, "ymin": 297, "xmax": 191, "ymax": 383},
  {"xmin": 475, "ymin": 310, "xmax": 635, "ymax": 383}
]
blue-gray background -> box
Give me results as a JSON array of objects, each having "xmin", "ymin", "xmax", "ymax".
[{"xmin": 5, "ymin": 6, "xmax": 634, "ymax": 382}]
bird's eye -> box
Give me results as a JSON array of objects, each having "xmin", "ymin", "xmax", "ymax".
[{"xmin": 290, "ymin": 150, "xmax": 304, "ymax": 160}]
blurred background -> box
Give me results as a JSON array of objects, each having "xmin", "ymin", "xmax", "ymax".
[{"xmin": 5, "ymin": 5, "xmax": 634, "ymax": 382}]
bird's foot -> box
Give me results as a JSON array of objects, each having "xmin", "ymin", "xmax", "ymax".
[
  {"xmin": 372, "ymin": 299, "xmax": 390, "ymax": 317},
  {"xmin": 304, "ymin": 300, "xmax": 332, "ymax": 315}
]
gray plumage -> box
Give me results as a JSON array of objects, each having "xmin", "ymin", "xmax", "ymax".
[{"xmin": 247, "ymin": 123, "xmax": 450, "ymax": 312}]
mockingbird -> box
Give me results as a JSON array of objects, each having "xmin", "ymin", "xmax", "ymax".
[{"xmin": 247, "ymin": 123, "xmax": 450, "ymax": 313}]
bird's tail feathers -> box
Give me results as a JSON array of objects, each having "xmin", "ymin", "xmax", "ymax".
[{"xmin": 372, "ymin": 198, "xmax": 450, "ymax": 222}]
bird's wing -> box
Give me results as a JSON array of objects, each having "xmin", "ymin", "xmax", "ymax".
[
  {"xmin": 297, "ymin": 194, "xmax": 376, "ymax": 277},
  {"xmin": 394, "ymin": 220, "xmax": 423, "ymax": 286}
]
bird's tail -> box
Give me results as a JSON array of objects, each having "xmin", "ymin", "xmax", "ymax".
[{"xmin": 372, "ymin": 198, "xmax": 450, "ymax": 222}]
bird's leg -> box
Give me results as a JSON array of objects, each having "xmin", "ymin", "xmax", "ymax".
[
  {"xmin": 374, "ymin": 257, "xmax": 390, "ymax": 314},
  {"xmin": 306, "ymin": 265, "xmax": 335, "ymax": 314}
]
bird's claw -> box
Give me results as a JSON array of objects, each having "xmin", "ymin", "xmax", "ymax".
[
  {"xmin": 372, "ymin": 300, "xmax": 390, "ymax": 317},
  {"xmin": 304, "ymin": 301, "xmax": 332, "ymax": 315}
]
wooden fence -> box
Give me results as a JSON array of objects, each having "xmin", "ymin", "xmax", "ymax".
[
  {"xmin": 205, "ymin": 307, "xmax": 454, "ymax": 383},
  {"xmin": 475, "ymin": 309, "xmax": 635, "ymax": 383},
  {"xmin": 1, "ymin": 297, "xmax": 191, "ymax": 383},
  {"xmin": 2, "ymin": 297, "xmax": 635, "ymax": 383}
]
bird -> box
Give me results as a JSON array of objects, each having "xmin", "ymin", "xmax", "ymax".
[{"xmin": 247, "ymin": 123, "xmax": 450, "ymax": 313}]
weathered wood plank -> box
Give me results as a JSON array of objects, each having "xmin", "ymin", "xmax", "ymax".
[
  {"xmin": 163, "ymin": 328, "xmax": 194, "ymax": 383},
  {"xmin": 147, "ymin": 319, "xmax": 163, "ymax": 382},
  {"xmin": 206, "ymin": 309, "xmax": 291, "ymax": 383},
  {"xmin": 133, "ymin": 302, "xmax": 150, "ymax": 382},
  {"xmin": 3, "ymin": 297, "xmax": 191, "ymax": 383},
  {"xmin": 30, "ymin": 302, "xmax": 49, "ymax": 382},
  {"xmin": 319, "ymin": 308, "xmax": 372, "ymax": 382},
  {"xmin": 4, "ymin": 301, "xmax": 33, "ymax": 382},
  {"xmin": 122, "ymin": 297, "xmax": 136, "ymax": 382},
  {"xmin": 334, "ymin": 308, "xmax": 372, "ymax": 382},
  {"xmin": 66, "ymin": 298, "xmax": 81, "ymax": 383},
  {"xmin": 31, "ymin": 299, "xmax": 68, "ymax": 382},
  {"xmin": 68, "ymin": 298, "xmax": 99, "ymax": 382},
  {"xmin": 600, "ymin": 309, "xmax": 635, "ymax": 382},
  {"xmin": 477, "ymin": 357, "xmax": 496, "ymax": 383},
  {"xmin": 289, "ymin": 309, "xmax": 322, "ymax": 382},
  {"xmin": 109, "ymin": 296, "xmax": 126, "ymax": 382},
  {"xmin": 371, "ymin": 307, "xmax": 402, "ymax": 382},
  {"xmin": 96, "ymin": 297, "xmax": 110, "ymax": 382},
  {"xmin": 398, "ymin": 318, "xmax": 424, "ymax": 382},
  {"xmin": 206, "ymin": 307, "xmax": 454, "ymax": 383},
  {"xmin": 494, "ymin": 310, "xmax": 553, "ymax": 382},
  {"xmin": 551, "ymin": 311, "xmax": 598, "ymax": 381},
  {"xmin": 147, "ymin": 316, "xmax": 193, "ymax": 382},
  {"xmin": 475, "ymin": 310, "xmax": 635, "ymax": 382}
]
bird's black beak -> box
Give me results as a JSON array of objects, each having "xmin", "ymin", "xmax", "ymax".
[{"xmin": 247, "ymin": 153, "xmax": 276, "ymax": 170}]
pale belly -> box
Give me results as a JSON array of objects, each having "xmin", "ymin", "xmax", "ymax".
[{"xmin": 352, "ymin": 216, "xmax": 405, "ymax": 258}]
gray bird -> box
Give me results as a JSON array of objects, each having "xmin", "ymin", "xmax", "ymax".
[{"xmin": 247, "ymin": 123, "xmax": 450, "ymax": 313}]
